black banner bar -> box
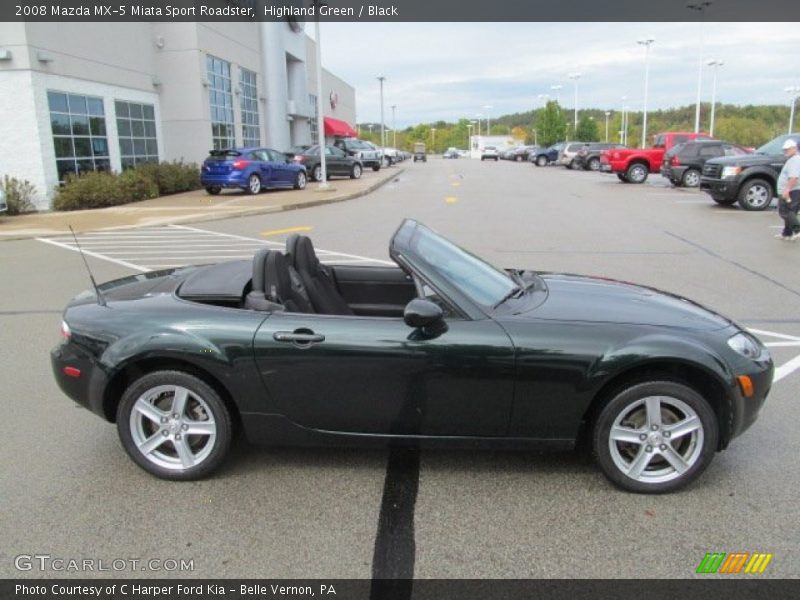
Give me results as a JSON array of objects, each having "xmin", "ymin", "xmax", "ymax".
[
  {"xmin": 4, "ymin": 0, "xmax": 800, "ymax": 22},
  {"xmin": 3, "ymin": 579, "xmax": 800, "ymax": 600}
]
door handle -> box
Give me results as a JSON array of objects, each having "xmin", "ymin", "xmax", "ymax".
[{"xmin": 273, "ymin": 330, "xmax": 325, "ymax": 346}]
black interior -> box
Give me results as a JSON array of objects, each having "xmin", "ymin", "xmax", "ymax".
[{"xmin": 180, "ymin": 238, "xmax": 415, "ymax": 317}]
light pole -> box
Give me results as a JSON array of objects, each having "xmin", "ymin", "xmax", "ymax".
[
  {"xmin": 391, "ymin": 104, "xmax": 397, "ymax": 148},
  {"xmin": 377, "ymin": 75, "xmax": 386, "ymax": 149},
  {"xmin": 483, "ymin": 104, "xmax": 492, "ymax": 136},
  {"xmin": 313, "ymin": 0, "xmax": 329, "ymax": 190},
  {"xmin": 707, "ymin": 59, "xmax": 724, "ymax": 136},
  {"xmin": 467, "ymin": 123, "xmax": 473, "ymax": 150},
  {"xmin": 786, "ymin": 86, "xmax": 800, "ymax": 134},
  {"xmin": 568, "ymin": 73, "xmax": 581, "ymax": 132},
  {"xmin": 604, "ymin": 111, "xmax": 611, "ymax": 142},
  {"xmin": 687, "ymin": 2, "xmax": 712, "ymax": 133},
  {"xmin": 637, "ymin": 37, "xmax": 655, "ymax": 148},
  {"xmin": 621, "ymin": 96, "xmax": 628, "ymax": 146},
  {"xmin": 430, "ymin": 127, "xmax": 436, "ymax": 152},
  {"xmin": 475, "ymin": 113, "xmax": 482, "ymax": 137},
  {"xmin": 550, "ymin": 84, "xmax": 562, "ymax": 106}
]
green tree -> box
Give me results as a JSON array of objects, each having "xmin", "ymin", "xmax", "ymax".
[
  {"xmin": 537, "ymin": 101, "xmax": 567, "ymax": 147},
  {"xmin": 575, "ymin": 115, "xmax": 599, "ymax": 141}
]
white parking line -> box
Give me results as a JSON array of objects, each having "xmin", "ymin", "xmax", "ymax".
[{"xmin": 37, "ymin": 224, "xmax": 393, "ymax": 272}]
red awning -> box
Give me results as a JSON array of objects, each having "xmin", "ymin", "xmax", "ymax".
[{"xmin": 323, "ymin": 116, "xmax": 357, "ymax": 138}]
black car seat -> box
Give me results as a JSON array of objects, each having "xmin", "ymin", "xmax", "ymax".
[
  {"xmin": 286, "ymin": 234, "xmax": 353, "ymax": 315},
  {"xmin": 244, "ymin": 248, "xmax": 314, "ymax": 313}
]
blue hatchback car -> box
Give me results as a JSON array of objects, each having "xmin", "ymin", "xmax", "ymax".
[{"xmin": 201, "ymin": 147, "xmax": 307, "ymax": 195}]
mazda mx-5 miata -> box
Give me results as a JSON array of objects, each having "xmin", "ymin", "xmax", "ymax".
[{"xmin": 51, "ymin": 220, "xmax": 773, "ymax": 493}]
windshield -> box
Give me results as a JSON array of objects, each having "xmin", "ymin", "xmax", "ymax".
[
  {"xmin": 757, "ymin": 135, "xmax": 800, "ymax": 155},
  {"xmin": 410, "ymin": 226, "xmax": 517, "ymax": 307}
]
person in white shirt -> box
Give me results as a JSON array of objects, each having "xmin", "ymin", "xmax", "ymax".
[{"xmin": 776, "ymin": 138, "xmax": 800, "ymax": 240}]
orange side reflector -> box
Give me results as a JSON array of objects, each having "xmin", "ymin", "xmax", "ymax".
[{"xmin": 737, "ymin": 375, "xmax": 753, "ymax": 398}]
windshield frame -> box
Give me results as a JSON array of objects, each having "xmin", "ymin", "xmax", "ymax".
[{"xmin": 390, "ymin": 220, "xmax": 520, "ymax": 318}]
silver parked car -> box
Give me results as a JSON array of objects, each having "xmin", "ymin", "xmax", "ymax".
[
  {"xmin": 558, "ymin": 142, "xmax": 586, "ymax": 169},
  {"xmin": 0, "ymin": 187, "xmax": 7, "ymax": 213}
]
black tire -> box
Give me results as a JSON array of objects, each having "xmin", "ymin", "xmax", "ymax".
[
  {"xmin": 205, "ymin": 186, "xmax": 221, "ymax": 195},
  {"xmin": 293, "ymin": 170, "xmax": 307, "ymax": 190},
  {"xmin": 515, "ymin": 155, "xmax": 523, "ymax": 162},
  {"xmin": 625, "ymin": 163, "xmax": 649, "ymax": 184},
  {"xmin": 588, "ymin": 157, "xmax": 601, "ymax": 171},
  {"xmin": 737, "ymin": 178, "xmax": 774, "ymax": 211},
  {"xmin": 116, "ymin": 370, "xmax": 233, "ymax": 481},
  {"xmin": 617, "ymin": 173, "xmax": 629, "ymax": 182},
  {"xmin": 712, "ymin": 196, "xmax": 738, "ymax": 206},
  {"xmin": 372, "ymin": 164, "xmax": 381, "ymax": 172},
  {"xmin": 246, "ymin": 173, "xmax": 262, "ymax": 194},
  {"xmin": 351, "ymin": 163, "xmax": 362, "ymax": 179},
  {"xmin": 592, "ymin": 380, "xmax": 718, "ymax": 494},
  {"xmin": 536, "ymin": 156, "xmax": 548, "ymax": 167},
  {"xmin": 312, "ymin": 164, "xmax": 322, "ymax": 181},
  {"xmin": 681, "ymin": 168, "xmax": 701, "ymax": 188},
  {"xmin": 481, "ymin": 157, "xmax": 485, "ymax": 161},
  {"xmin": 568, "ymin": 159, "xmax": 577, "ymax": 170}
]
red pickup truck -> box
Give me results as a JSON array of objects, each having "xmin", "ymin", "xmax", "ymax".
[{"xmin": 600, "ymin": 132, "xmax": 713, "ymax": 183}]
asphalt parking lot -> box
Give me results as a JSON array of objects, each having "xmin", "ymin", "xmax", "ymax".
[{"xmin": 1, "ymin": 157, "xmax": 799, "ymax": 579}]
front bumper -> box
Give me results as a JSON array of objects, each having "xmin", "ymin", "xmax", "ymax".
[
  {"xmin": 700, "ymin": 177, "xmax": 737, "ymax": 201},
  {"xmin": 726, "ymin": 357, "xmax": 773, "ymax": 445}
]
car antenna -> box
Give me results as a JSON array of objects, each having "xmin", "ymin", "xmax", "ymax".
[{"xmin": 69, "ymin": 225, "xmax": 107, "ymax": 307}]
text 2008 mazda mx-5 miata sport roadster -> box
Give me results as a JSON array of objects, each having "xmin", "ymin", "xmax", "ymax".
[{"xmin": 51, "ymin": 220, "xmax": 773, "ymax": 493}]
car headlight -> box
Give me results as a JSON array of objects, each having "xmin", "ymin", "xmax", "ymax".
[
  {"xmin": 727, "ymin": 332, "xmax": 766, "ymax": 360},
  {"xmin": 721, "ymin": 166, "xmax": 742, "ymax": 179}
]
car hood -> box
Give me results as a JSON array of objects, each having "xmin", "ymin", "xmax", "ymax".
[
  {"xmin": 520, "ymin": 273, "xmax": 731, "ymax": 331},
  {"xmin": 705, "ymin": 153, "xmax": 779, "ymax": 167}
]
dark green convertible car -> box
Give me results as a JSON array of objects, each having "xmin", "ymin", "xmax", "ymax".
[{"xmin": 51, "ymin": 220, "xmax": 773, "ymax": 493}]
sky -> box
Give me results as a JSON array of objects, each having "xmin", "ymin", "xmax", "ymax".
[{"xmin": 310, "ymin": 22, "xmax": 800, "ymax": 128}]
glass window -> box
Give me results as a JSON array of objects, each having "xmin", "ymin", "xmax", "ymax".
[
  {"xmin": 115, "ymin": 100, "xmax": 159, "ymax": 168},
  {"xmin": 239, "ymin": 68, "xmax": 261, "ymax": 147},
  {"xmin": 208, "ymin": 55, "xmax": 235, "ymax": 149},
  {"xmin": 699, "ymin": 145, "xmax": 721, "ymax": 157},
  {"xmin": 309, "ymin": 94, "xmax": 318, "ymax": 142},
  {"xmin": 48, "ymin": 90, "xmax": 109, "ymax": 181}
]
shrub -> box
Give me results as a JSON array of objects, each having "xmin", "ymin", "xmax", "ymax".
[
  {"xmin": 53, "ymin": 170, "xmax": 158, "ymax": 211},
  {"xmin": 135, "ymin": 160, "xmax": 201, "ymax": 195},
  {"xmin": 1, "ymin": 175, "xmax": 37, "ymax": 215}
]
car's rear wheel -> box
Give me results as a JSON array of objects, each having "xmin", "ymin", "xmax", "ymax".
[
  {"xmin": 737, "ymin": 178, "xmax": 773, "ymax": 211},
  {"xmin": 294, "ymin": 171, "xmax": 307, "ymax": 190},
  {"xmin": 117, "ymin": 371, "xmax": 233, "ymax": 480},
  {"xmin": 205, "ymin": 186, "xmax": 221, "ymax": 195},
  {"xmin": 351, "ymin": 163, "xmax": 362, "ymax": 179},
  {"xmin": 247, "ymin": 174, "xmax": 262, "ymax": 194},
  {"xmin": 682, "ymin": 168, "xmax": 701, "ymax": 188},
  {"xmin": 536, "ymin": 156, "xmax": 548, "ymax": 167},
  {"xmin": 588, "ymin": 157, "xmax": 601, "ymax": 171},
  {"xmin": 625, "ymin": 163, "xmax": 649, "ymax": 184},
  {"xmin": 515, "ymin": 155, "xmax": 523, "ymax": 162},
  {"xmin": 372, "ymin": 164, "xmax": 381, "ymax": 172},
  {"xmin": 593, "ymin": 380, "xmax": 717, "ymax": 494},
  {"xmin": 312, "ymin": 164, "xmax": 322, "ymax": 181}
]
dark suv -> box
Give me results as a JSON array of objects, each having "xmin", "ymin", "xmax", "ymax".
[
  {"xmin": 700, "ymin": 134, "xmax": 800, "ymax": 210},
  {"xmin": 333, "ymin": 138, "xmax": 382, "ymax": 171},
  {"xmin": 662, "ymin": 140, "xmax": 751, "ymax": 188}
]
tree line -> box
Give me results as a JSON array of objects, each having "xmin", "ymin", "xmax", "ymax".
[{"xmin": 358, "ymin": 102, "xmax": 795, "ymax": 152}]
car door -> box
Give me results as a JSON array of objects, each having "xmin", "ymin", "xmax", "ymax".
[
  {"xmin": 266, "ymin": 149, "xmax": 292, "ymax": 185},
  {"xmin": 252, "ymin": 312, "xmax": 516, "ymax": 437},
  {"xmin": 251, "ymin": 150, "xmax": 272, "ymax": 186},
  {"xmin": 328, "ymin": 146, "xmax": 349, "ymax": 174}
]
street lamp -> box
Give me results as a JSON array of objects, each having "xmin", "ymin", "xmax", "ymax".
[
  {"xmin": 568, "ymin": 73, "xmax": 581, "ymax": 132},
  {"xmin": 467, "ymin": 123, "xmax": 473, "ymax": 150},
  {"xmin": 377, "ymin": 75, "xmax": 386, "ymax": 149},
  {"xmin": 637, "ymin": 37, "xmax": 655, "ymax": 148},
  {"xmin": 550, "ymin": 84, "xmax": 562, "ymax": 106},
  {"xmin": 312, "ymin": 0, "xmax": 329, "ymax": 189},
  {"xmin": 391, "ymin": 104, "xmax": 397, "ymax": 148},
  {"xmin": 483, "ymin": 104, "xmax": 493, "ymax": 136},
  {"xmin": 621, "ymin": 96, "xmax": 628, "ymax": 146},
  {"xmin": 604, "ymin": 111, "xmax": 611, "ymax": 142},
  {"xmin": 687, "ymin": 1, "xmax": 712, "ymax": 133},
  {"xmin": 430, "ymin": 127, "xmax": 436, "ymax": 152},
  {"xmin": 707, "ymin": 59, "xmax": 724, "ymax": 136},
  {"xmin": 786, "ymin": 86, "xmax": 800, "ymax": 134},
  {"xmin": 475, "ymin": 113, "xmax": 482, "ymax": 137}
]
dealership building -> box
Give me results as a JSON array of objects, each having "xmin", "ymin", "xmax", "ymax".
[{"xmin": 0, "ymin": 22, "xmax": 357, "ymax": 209}]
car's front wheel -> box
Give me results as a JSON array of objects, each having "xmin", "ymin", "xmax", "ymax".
[
  {"xmin": 117, "ymin": 371, "xmax": 233, "ymax": 480},
  {"xmin": 372, "ymin": 164, "xmax": 381, "ymax": 172},
  {"xmin": 536, "ymin": 156, "xmax": 548, "ymax": 167},
  {"xmin": 294, "ymin": 170, "xmax": 307, "ymax": 190},
  {"xmin": 351, "ymin": 163, "xmax": 362, "ymax": 179},
  {"xmin": 737, "ymin": 178, "xmax": 773, "ymax": 211},
  {"xmin": 588, "ymin": 157, "xmax": 601, "ymax": 171},
  {"xmin": 617, "ymin": 173, "xmax": 629, "ymax": 182},
  {"xmin": 593, "ymin": 380, "xmax": 718, "ymax": 493}
]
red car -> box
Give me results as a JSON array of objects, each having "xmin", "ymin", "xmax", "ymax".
[{"xmin": 600, "ymin": 132, "xmax": 713, "ymax": 184}]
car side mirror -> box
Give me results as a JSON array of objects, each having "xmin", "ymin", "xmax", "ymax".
[{"xmin": 404, "ymin": 298, "xmax": 444, "ymax": 329}]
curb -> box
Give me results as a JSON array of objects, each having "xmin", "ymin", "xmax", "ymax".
[{"xmin": 0, "ymin": 167, "xmax": 404, "ymax": 242}]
